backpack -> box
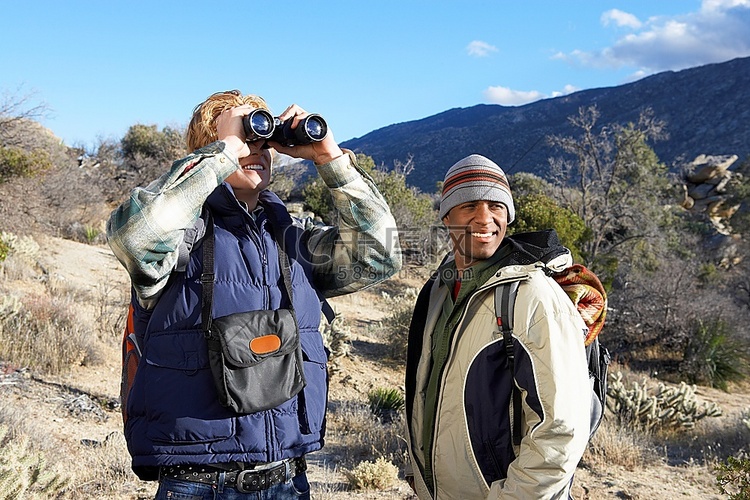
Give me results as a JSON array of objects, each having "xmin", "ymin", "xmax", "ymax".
[{"xmin": 495, "ymin": 263, "xmax": 610, "ymax": 448}]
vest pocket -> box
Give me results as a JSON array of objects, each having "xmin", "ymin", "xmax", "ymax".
[
  {"xmin": 143, "ymin": 329, "xmax": 235, "ymax": 444},
  {"xmin": 297, "ymin": 331, "xmax": 329, "ymax": 435}
]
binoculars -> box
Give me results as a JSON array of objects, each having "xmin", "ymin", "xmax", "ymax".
[{"xmin": 242, "ymin": 109, "xmax": 328, "ymax": 147}]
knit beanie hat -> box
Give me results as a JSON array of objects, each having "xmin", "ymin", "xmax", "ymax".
[{"xmin": 438, "ymin": 154, "xmax": 515, "ymax": 223}]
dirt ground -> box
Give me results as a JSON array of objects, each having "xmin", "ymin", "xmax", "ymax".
[{"xmin": 1, "ymin": 236, "xmax": 748, "ymax": 499}]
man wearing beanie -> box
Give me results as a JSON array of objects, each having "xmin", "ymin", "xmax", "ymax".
[{"xmin": 404, "ymin": 154, "xmax": 591, "ymax": 499}]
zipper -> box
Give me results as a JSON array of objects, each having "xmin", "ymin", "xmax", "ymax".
[
  {"xmin": 428, "ymin": 272, "xmax": 528, "ymax": 493},
  {"xmin": 245, "ymin": 214, "xmax": 270, "ymax": 309}
]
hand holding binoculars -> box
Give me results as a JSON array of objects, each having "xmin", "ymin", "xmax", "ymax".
[{"xmin": 242, "ymin": 109, "xmax": 328, "ymax": 147}]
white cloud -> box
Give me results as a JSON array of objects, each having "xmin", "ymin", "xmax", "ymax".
[
  {"xmin": 559, "ymin": 2, "xmax": 750, "ymax": 74},
  {"xmin": 483, "ymin": 84, "xmax": 577, "ymax": 106},
  {"xmin": 601, "ymin": 9, "xmax": 642, "ymax": 29},
  {"xmin": 551, "ymin": 84, "xmax": 581, "ymax": 97},
  {"xmin": 702, "ymin": 0, "xmax": 750, "ymax": 12},
  {"xmin": 467, "ymin": 40, "xmax": 498, "ymax": 57}
]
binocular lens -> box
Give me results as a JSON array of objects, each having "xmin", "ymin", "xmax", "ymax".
[
  {"xmin": 304, "ymin": 116, "xmax": 326, "ymax": 141},
  {"xmin": 249, "ymin": 111, "xmax": 273, "ymax": 136},
  {"xmin": 243, "ymin": 110, "xmax": 328, "ymax": 146}
]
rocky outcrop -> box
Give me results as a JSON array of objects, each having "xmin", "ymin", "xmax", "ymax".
[
  {"xmin": 681, "ymin": 154, "xmax": 744, "ymax": 266},
  {"xmin": 682, "ymin": 154, "xmax": 742, "ymax": 234}
]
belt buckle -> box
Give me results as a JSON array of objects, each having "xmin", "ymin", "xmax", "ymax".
[{"xmin": 235, "ymin": 469, "xmax": 260, "ymax": 493}]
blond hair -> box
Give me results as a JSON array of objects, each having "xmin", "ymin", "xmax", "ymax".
[{"xmin": 186, "ymin": 90, "xmax": 270, "ymax": 151}]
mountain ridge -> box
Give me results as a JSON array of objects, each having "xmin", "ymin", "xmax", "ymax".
[{"xmin": 342, "ymin": 56, "xmax": 750, "ymax": 193}]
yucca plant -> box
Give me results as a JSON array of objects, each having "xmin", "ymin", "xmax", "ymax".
[{"xmin": 367, "ymin": 387, "xmax": 405, "ymax": 424}]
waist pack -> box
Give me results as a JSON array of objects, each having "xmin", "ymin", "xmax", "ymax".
[{"xmin": 201, "ymin": 210, "xmax": 305, "ymax": 414}]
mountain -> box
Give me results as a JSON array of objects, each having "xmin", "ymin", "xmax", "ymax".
[{"xmin": 341, "ymin": 56, "xmax": 750, "ymax": 194}]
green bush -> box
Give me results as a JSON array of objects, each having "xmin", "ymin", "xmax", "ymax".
[
  {"xmin": 0, "ymin": 146, "xmax": 52, "ymax": 183},
  {"xmin": 302, "ymin": 178, "xmax": 334, "ymax": 223},
  {"xmin": 121, "ymin": 124, "xmax": 184, "ymax": 161},
  {"xmin": 367, "ymin": 387, "xmax": 405, "ymax": 422},
  {"xmin": 0, "ymin": 239, "xmax": 9, "ymax": 263},
  {"xmin": 681, "ymin": 318, "xmax": 749, "ymax": 391},
  {"xmin": 715, "ymin": 456, "xmax": 750, "ymax": 499}
]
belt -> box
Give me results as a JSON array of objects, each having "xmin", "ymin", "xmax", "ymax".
[{"xmin": 159, "ymin": 456, "xmax": 306, "ymax": 493}]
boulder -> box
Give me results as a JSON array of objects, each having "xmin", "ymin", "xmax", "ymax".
[{"xmin": 686, "ymin": 154, "xmax": 738, "ymax": 183}]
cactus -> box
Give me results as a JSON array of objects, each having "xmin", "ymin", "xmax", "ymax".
[
  {"xmin": 0, "ymin": 425, "xmax": 69, "ymax": 499},
  {"xmin": 742, "ymin": 409, "xmax": 750, "ymax": 432},
  {"xmin": 321, "ymin": 312, "xmax": 352, "ymax": 374},
  {"xmin": 607, "ymin": 371, "xmax": 722, "ymax": 431},
  {"xmin": 0, "ymin": 295, "xmax": 21, "ymax": 321},
  {"xmin": 0, "ymin": 232, "xmax": 39, "ymax": 263}
]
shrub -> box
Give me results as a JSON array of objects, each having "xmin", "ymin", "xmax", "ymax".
[
  {"xmin": 0, "ymin": 232, "xmax": 40, "ymax": 263},
  {"xmin": 715, "ymin": 456, "xmax": 750, "ymax": 499},
  {"xmin": 121, "ymin": 124, "xmax": 184, "ymax": 161},
  {"xmin": 0, "ymin": 239, "xmax": 8, "ymax": 263},
  {"xmin": 63, "ymin": 222, "xmax": 104, "ymax": 245},
  {"xmin": 508, "ymin": 192, "xmax": 589, "ymax": 263},
  {"xmin": 343, "ymin": 457, "xmax": 399, "ymax": 491},
  {"xmin": 681, "ymin": 318, "xmax": 749, "ymax": 391},
  {"xmin": 367, "ymin": 387, "xmax": 405, "ymax": 422},
  {"xmin": 302, "ymin": 179, "xmax": 335, "ymax": 223},
  {"xmin": 0, "ymin": 292, "xmax": 97, "ymax": 375},
  {"xmin": 0, "ymin": 146, "xmax": 52, "ymax": 183},
  {"xmin": 325, "ymin": 401, "xmax": 407, "ymax": 467},
  {"xmin": 581, "ymin": 416, "xmax": 659, "ymax": 471},
  {"xmin": 374, "ymin": 288, "xmax": 419, "ymax": 361}
]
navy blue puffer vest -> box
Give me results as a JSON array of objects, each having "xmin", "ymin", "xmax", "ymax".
[{"xmin": 126, "ymin": 186, "xmax": 328, "ymax": 480}]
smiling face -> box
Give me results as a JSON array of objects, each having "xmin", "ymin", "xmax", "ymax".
[
  {"xmin": 443, "ymin": 200, "xmax": 508, "ymax": 271},
  {"xmin": 225, "ymin": 143, "xmax": 274, "ymax": 203}
]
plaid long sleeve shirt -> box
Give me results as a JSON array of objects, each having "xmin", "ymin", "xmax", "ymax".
[{"xmin": 106, "ymin": 141, "xmax": 402, "ymax": 309}]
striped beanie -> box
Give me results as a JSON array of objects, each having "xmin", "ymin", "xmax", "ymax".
[{"xmin": 439, "ymin": 154, "xmax": 515, "ymax": 223}]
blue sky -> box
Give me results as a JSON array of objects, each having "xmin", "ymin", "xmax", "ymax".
[{"xmin": 2, "ymin": 0, "xmax": 750, "ymax": 150}]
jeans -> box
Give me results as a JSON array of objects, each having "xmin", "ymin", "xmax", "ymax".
[{"xmin": 153, "ymin": 472, "xmax": 310, "ymax": 500}]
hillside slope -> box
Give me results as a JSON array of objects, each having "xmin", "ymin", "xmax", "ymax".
[
  {"xmin": 342, "ymin": 56, "xmax": 750, "ymax": 193},
  {"xmin": 0, "ymin": 237, "xmax": 746, "ymax": 498}
]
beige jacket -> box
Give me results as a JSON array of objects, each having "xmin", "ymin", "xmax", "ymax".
[{"xmin": 406, "ymin": 253, "xmax": 591, "ymax": 499}]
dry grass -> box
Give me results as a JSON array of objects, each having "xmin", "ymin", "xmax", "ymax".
[
  {"xmin": 325, "ymin": 401, "xmax": 408, "ymax": 468},
  {"xmin": 582, "ymin": 416, "xmax": 660, "ymax": 471}
]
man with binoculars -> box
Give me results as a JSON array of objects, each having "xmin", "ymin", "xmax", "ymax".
[{"xmin": 107, "ymin": 90, "xmax": 402, "ymax": 499}]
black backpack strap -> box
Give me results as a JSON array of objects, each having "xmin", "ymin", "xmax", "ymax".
[
  {"xmin": 495, "ymin": 281, "xmax": 522, "ymax": 447},
  {"xmin": 176, "ymin": 214, "xmax": 207, "ymax": 273},
  {"xmin": 200, "ymin": 210, "xmax": 216, "ymax": 336},
  {"xmin": 320, "ymin": 299, "xmax": 336, "ymax": 324},
  {"xmin": 199, "ymin": 208, "xmax": 294, "ymax": 338},
  {"xmin": 261, "ymin": 197, "xmax": 335, "ymax": 324}
]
